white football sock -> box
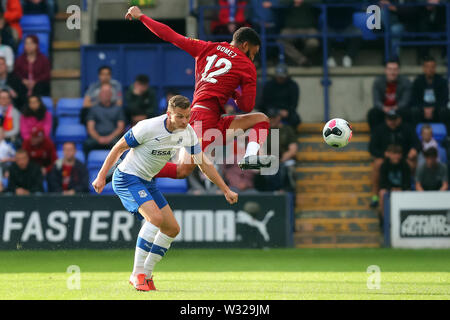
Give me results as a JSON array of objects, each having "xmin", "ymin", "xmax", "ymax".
[
  {"xmin": 133, "ymin": 221, "xmax": 159, "ymax": 275},
  {"xmin": 244, "ymin": 141, "xmax": 260, "ymax": 158},
  {"xmin": 143, "ymin": 231, "xmax": 175, "ymax": 278}
]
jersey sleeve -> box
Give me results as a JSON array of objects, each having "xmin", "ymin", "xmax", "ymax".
[
  {"xmin": 124, "ymin": 120, "xmax": 149, "ymax": 147},
  {"xmin": 235, "ymin": 64, "xmax": 257, "ymax": 113},
  {"xmin": 140, "ymin": 15, "xmax": 208, "ymax": 58},
  {"xmin": 184, "ymin": 125, "xmax": 201, "ymax": 155}
]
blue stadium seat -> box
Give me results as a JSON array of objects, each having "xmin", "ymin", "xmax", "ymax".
[
  {"xmin": 57, "ymin": 149, "xmax": 86, "ymax": 163},
  {"xmin": 58, "ymin": 116, "xmax": 79, "ymax": 125},
  {"xmin": 41, "ymin": 96, "xmax": 53, "ymax": 113},
  {"xmin": 55, "ymin": 123, "xmax": 87, "ymax": 150},
  {"xmin": 56, "ymin": 98, "xmax": 84, "ymax": 117},
  {"xmin": 18, "ymin": 32, "xmax": 50, "ymax": 57},
  {"xmin": 20, "ymin": 15, "xmax": 51, "ymax": 32},
  {"xmin": 353, "ymin": 12, "xmax": 377, "ymax": 41},
  {"xmin": 87, "ymin": 150, "xmax": 110, "ymax": 169},
  {"xmin": 2, "ymin": 177, "xmax": 8, "ymax": 189},
  {"xmin": 89, "ymin": 169, "xmax": 115, "ymax": 195},
  {"xmin": 438, "ymin": 145, "xmax": 448, "ymax": 164},
  {"xmin": 416, "ymin": 123, "xmax": 448, "ymax": 145},
  {"xmin": 155, "ymin": 177, "xmax": 188, "ymax": 193}
]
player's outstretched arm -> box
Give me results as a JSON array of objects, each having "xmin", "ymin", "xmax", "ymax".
[
  {"xmin": 92, "ymin": 137, "xmax": 130, "ymax": 194},
  {"xmin": 125, "ymin": 6, "xmax": 205, "ymax": 57},
  {"xmin": 193, "ymin": 152, "xmax": 238, "ymax": 205}
]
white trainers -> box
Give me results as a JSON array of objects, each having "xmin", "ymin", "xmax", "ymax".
[
  {"xmin": 327, "ymin": 56, "xmax": 337, "ymax": 68},
  {"xmin": 342, "ymin": 55, "xmax": 352, "ymax": 68}
]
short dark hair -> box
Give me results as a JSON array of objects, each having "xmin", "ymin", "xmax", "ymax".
[
  {"xmin": 424, "ymin": 147, "xmax": 438, "ymax": 158},
  {"xmin": 421, "ymin": 124, "xmax": 433, "ymax": 134},
  {"xmin": 15, "ymin": 149, "xmax": 28, "ymax": 156},
  {"xmin": 423, "ymin": 56, "xmax": 436, "ymax": 64},
  {"xmin": 98, "ymin": 65, "xmax": 112, "ymax": 74},
  {"xmin": 168, "ymin": 95, "xmax": 190, "ymax": 110},
  {"xmin": 232, "ymin": 27, "xmax": 261, "ymax": 47},
  {"xmin": 386, "ymin": 144, "xmax": 403, "ymax": 154},
  {"xmin": 135, "ymin": 74, "xmax": 149, "ymax": 85},
  {"xmin": 385, "ymin": 58, "xmax": 400, "ymax": 67}
]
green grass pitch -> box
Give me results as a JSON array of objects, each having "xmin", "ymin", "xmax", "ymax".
[{"xmin": 0, "ymin": 248, "xmax": 449, "ymax": 300}]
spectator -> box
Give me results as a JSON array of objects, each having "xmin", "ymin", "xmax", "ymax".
[
  {"xmin": 0, "ymin": 12, "xmax": 15, "ymax": 50},
  {"xmin": 22, "ymin": 0, "xmax": 49, "ymax": 14},
  {"xmin": 379, "ymin": 144, "xmax": 411, "ymax": 216},
  {"xmin": 0, "ymin": 33, "xmax": 13, "ymax": 72},
  {"xmin": 417, "ymin": 124, "xmax": 443, "ymax": 167},
  {"xmin": 368, "ymin": 59, "xmax": 411, "ymax": 130},
  {"xmin": 417, "ymin": 0, "xmax": 446, "ymax": 61},
  {"xmin": 0, "ymin": 126, "xmax": 15, "ymax": 173},
  {"xmin": 84, "ymin": 83, "xmax": 125, "ymax": 156},
  {"xmin": 125, "ymin": 74, "xmax": 157, "ymax": 126},
  {"xmin": 254, "ymin": 108, "xmax": 297, "ymax": 191},
  {"xmin": 14, "ymin": 35, "xmax": 51, "ymax": 96},
  {"xmin": 223, "ymin": 163, "xmax": 257, "ymax": 193},
  {"xmin": 2, "ymin": 0, "xmax": 23, "ymax": 44},
  {"xmin": 158, "ymin": 89, "xmax": 179, "ymax": 115},
  {"xmin": 47, "ymin": 141, "xmax": 89, "ymax": 195},
  {"xmin": 416, "ymin": 147, "xmax": 448, "ymax": 191},
  {"xmin": 369, "ymin": 109, "xmax": 420, "ymax": 207},
  {"xmin": 22, "ymin": 125, "xmax": 56, "ymax": 175},
  {"xmin": 211, "ymin": 0, "xmax": 249, "ymax": 35},
  {"xmin": 325, "ymin": 0, "xmax": 361, "ymax": 68},
  {"xmin": 410, "ymin": 56, "xmax": 449, "ymax": 127},
  {"xmin": 250, "ymin": 0, "xmax": 279, "ymax": 33},
  {"xmin": 0, "ymin": 56, "xmax": 26, "ymax": 109},
  {"xmin": 259, "ymin": 63, "xmax": 301, "ymax": 128},
  {"xmin": 0, "ymin": 89, "xmax": 20, "ymax": 145},
  {"xmin": 277, "ymin": 0, "xmax": 320, "ymax": 66},
  {"xmin": 5, "ymin": 148, "xmax": 43, "ymax": 194},
  {"xmin": 20, "ymin": 95, "xmax": 52, "ymax": 140},
  {"xmin": 187, "ymin": 166, "xmax": 222, "ymax": 195}
]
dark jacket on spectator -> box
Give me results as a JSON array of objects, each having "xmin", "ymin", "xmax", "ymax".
[
  {"xmin": 5, "ymin": 161, "xmax": 43, "ymax": 193},
  {"xmin": 411, "ymin": 74, "xmax": 449, "ymax": 109},
  {"xmin": 0, "ymin": 72, "xmax": 27, "ymax": 110},
  {"xmin": 279, "ymin": 0, "xmax": 319, "ymax": 29},
  {"xmin": 379, "ymin": 158, "xmax": 411, "ymax": 190},
  {"xmin": 47, "ymin": 158, "xmax": 89, "ymax": 193},
  {"xmin": 125, "ymin": 85, "xmax": 157, "ymax": 117},
  {"xmin": 369, "ymin": 121, "xmax": 421, "ymax": 158},
  {"xmin": 372, "ymin": 74, "xmax": 411, "ymax": 109}
]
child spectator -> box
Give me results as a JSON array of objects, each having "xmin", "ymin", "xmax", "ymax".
[
  {"xmin": 47, "ymin": 141, "xmax": 89, "ymax": 195},
  {"xmin": 379, "ymin": 144, "xmax": 411, "ymax": 216},
  {"xmin": 14, "ymin": 35, "xmax": 51, "ymax": 96},
  {"xmin": 416, "ymin": 147, "xmax": 448, "ymax": 191},
  {"xmin": 417, "ymin": 124, "xmax": 444, "ymax": 167},
  {"xmin": 0, "ymin": 88, "xmax": 20, "ymax": 145},
  {"xmin": 5, "ymin": 148, "xmax": 43, "ymax": 194},
  {"xmin": 22, "ymin": 125, "xmax": 57, "ymax": 175},
  {"xmin": 20, "ymin": 95, "xmax": 52, "ymax": 140}
]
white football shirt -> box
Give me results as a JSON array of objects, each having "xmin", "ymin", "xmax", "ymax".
[{"xmin": 118, "ymin": 114, "xmax": 200, "ymax": 181}]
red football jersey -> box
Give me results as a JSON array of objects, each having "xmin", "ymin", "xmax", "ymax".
[{"xmin": 140, "ymin": 15, "xmax": 257, "ymax": 115}]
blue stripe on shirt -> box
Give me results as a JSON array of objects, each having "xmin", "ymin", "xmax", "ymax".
[
  {"xmin": 124, "ymin": 129, "xmax": 140, "ymax": 148},
  {"xmin": 185, "ymin": 143, "xmax": 201, "ymax": 155}
]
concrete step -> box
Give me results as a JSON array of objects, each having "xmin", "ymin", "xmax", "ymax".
[
  {"xmin": 57, "ymin": 0, "xmax": 81, "ymax": 11},
  {"xmin": 296, "ymin": 192, "xmax": 371, "ymax": 211},
  {"xmin": 298, "ymin": 141, "xmax": 369, "ymax": 153},
  {"xmin": 54, "ymin": 19, "xmax": 80, "ymax": 42},
  {"xmin": 51, "ymin": 69, "xmax": 80, "ymax": 79},
  {"xmin": 296, "ymin": 151, "xmax": 371, "ymax": 163},
  {"xmin": 51, "ymin": 78, "xmax": 81, "ymax": 99},
  {"xmin": 53, "ymin": 41, "xmax": 80, "ymax": 50},
  {"xmin": 53, "ymin": 50, "xmax": 80, "ymax": 70},
  {"xmin": 297, "ymin": 122, "xmax": 369, "ymax": 134},
  {"xmin": 296, "ymin": 218, "xmax": 380, "ymax": 233},
  {"xmin": 298, "ymin": 135, "xmax": 369, "ymax": 143},
  {"xmin": 296, "ymin": 210, "xmax": 378, "ymax": 219},
  {"xmin": 296, "ymin": 165, "xmax": 372, "ymax": 181},
  {"xmin": 295, "ymin": 231, "xmax": 381, "ymax": 248},
  {"xmin": 296, "ymin": 179, "xmax": 371, "ymax": 193}
]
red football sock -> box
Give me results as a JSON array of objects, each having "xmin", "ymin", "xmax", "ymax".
[
  {"xmin": 155, "ymin": 162, "xmax": 177, "ymax": 179},
  {"xmin": 248, "ymin": 121, "xmax": 269, "ymax": 145}
]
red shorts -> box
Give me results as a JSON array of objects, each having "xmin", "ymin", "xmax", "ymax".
[{"xmin": 189, "ymin": 106, "xmax": 236, "ymax": 151}]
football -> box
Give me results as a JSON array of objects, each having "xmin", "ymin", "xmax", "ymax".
[{"xmin": 322, "ymin": 118, "xmax": 352, "ymax": 148}]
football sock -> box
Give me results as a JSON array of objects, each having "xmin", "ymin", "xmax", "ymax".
[
  {"xmin": 133, "ymin": 221, "xmax": 159, "ymax": 275},
  {"xmin": 154, "ymin": 162, "xmax": 177, "ymax": 179},
  {"xmin": 143, "ymin": 231, "xmax": 175, "ymax": 278},
  {"xmin": 245, "ymin": 121, "xmax": 269, "ymax": 157}
]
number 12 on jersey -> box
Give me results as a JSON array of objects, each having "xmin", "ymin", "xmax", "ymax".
[{"xmin": 201, "ymin": 54, "xmax": 232, "ymax": 84}]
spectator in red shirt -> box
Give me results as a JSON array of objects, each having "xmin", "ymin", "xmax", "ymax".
[
  {"xmin": 14, "ymin": 35, "xmax": 51, "ymax": 96},
  {"xmin": 22, "ymin": 125, "xmax": 57, "ymax": 176},
  {"xmin": 367, "ymin": 59, "xmax": 411, "ymax": 130},
  {"xmin": 212, "ymin": 0, "xmax": 249, "ymax": 35},
  {"xmin": 47, "ymin": 142, "xmax": 89, "ymax": 195},
  {"xmin": 2, "ymin": 0, "xmax": 22, "ymax": 44},
  {"xmin": 20, "ymin": 95, "xmax": 52, "ymax": 140}
]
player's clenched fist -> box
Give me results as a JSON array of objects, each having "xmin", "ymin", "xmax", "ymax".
[
  {"xmin": 224, "ymin": 190, "xmax": 238, "ymax": 205},
  {"xmin": 91, "ymin": 176, "xmax": 106, "ymax": 194},
  {"xmin": 125, "ymin": 6, "xmax": 143, "ymax": 20}
]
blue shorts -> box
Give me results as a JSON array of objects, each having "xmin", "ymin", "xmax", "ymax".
[{"xmin": 112, "ymin": 168, "xmax": 168, "ymax": 220}]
